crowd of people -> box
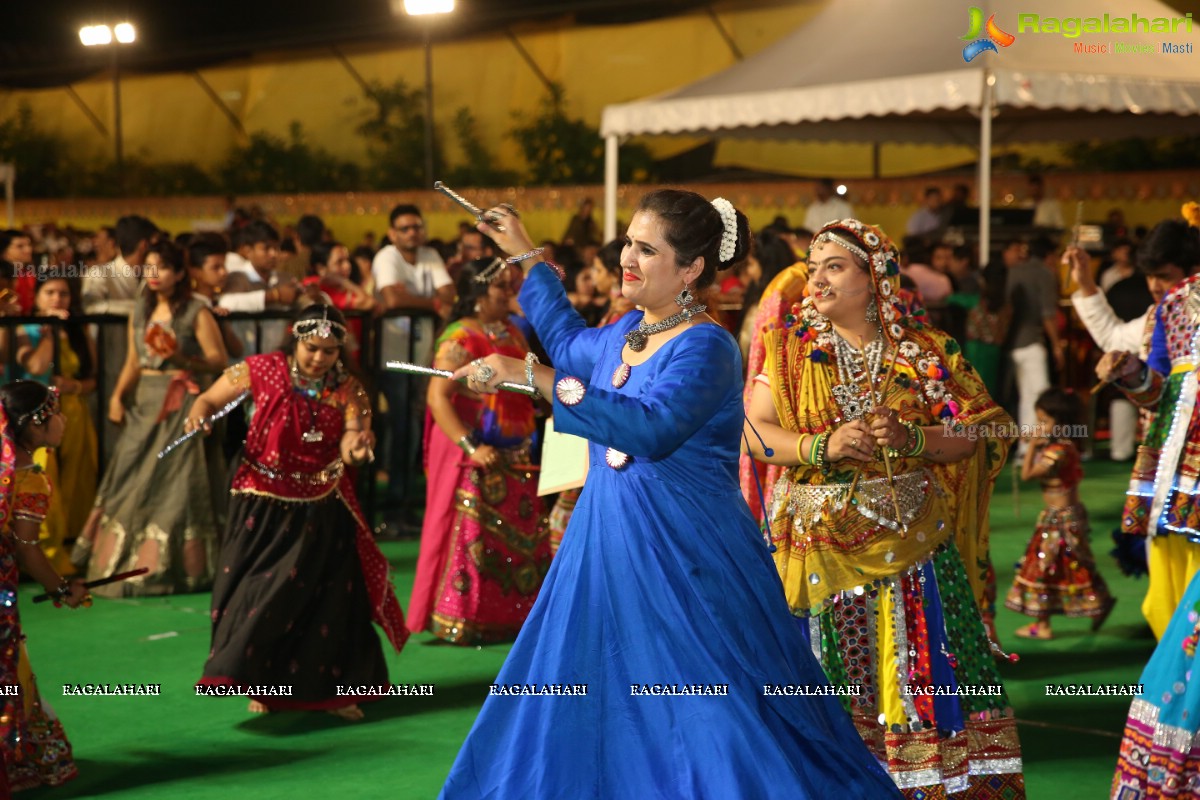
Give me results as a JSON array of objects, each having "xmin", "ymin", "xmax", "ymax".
[{"xmin": 0, "ymin": 181, "xmax": 1196, "ymax": 798}]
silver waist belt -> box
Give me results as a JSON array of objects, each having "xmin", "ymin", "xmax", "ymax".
[{"xmin": 772, "ymin": 469, "xmax": 933, "ymax": 533}]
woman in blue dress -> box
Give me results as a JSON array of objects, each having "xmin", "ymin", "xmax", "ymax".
[{"xmin": 439, "ymin": 190, "xmax": 899, "ymax": 799}]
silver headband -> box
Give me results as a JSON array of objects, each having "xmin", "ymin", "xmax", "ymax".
[
  {"xmin": 812, "ymin": 231, "xmax": 870, "ymax": 265},
  {"xmin": 293, "ymin": 306, "xmax": 346, "ymax": 341},
  {"xmin": 472, "ymin": 258, "xmax": 507, "ymax": 284}
]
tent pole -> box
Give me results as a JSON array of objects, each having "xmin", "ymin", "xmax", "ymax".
[
  {"xmin": 979, "ymin": 69, "xmax": 994, "ymax": 268},
  {"xmin": 604, "ymin": 134, "xmax": 619, "ymax": 242},
  {"xmin": 1, "ymin": 163, "xmax": 12, "ymax": 228}
]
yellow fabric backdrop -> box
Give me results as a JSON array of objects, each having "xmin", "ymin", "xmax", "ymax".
[{"xmin": 0, "ymin": 2, "xmax": 1067, "ymax": 182}]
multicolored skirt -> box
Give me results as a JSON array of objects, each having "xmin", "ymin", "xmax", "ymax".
[
  {"xmin": 428, "ymin": 460, "xmax": 552, "ymax": 645},
  {"xmin": 1005, "ymin": 504, "xmax": 1114, "ymax": 619},
  {"xmin": 547, "ymin": 487, "xmax": 580, "ymax": 555},
  {"xmin": 804, "ymin": 542, "xmax": 1025, "ymax": 798},
  {"xmin": 1122, "ymin": 370, "xmax": 1185, "ymax": 540},
  {"xmin": 1113, "ymin": 570, "xmax": 1200, "ymax": 798}
]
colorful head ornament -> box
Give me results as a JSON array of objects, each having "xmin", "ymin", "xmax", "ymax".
[
  {"xmin": 17, "ymin": 386, "xmax": 60, "ymax": 429},
  {"xmin": 293, "ymin": 305, "xmax": 347, "ymax": 342},
  {"xmin": 809, "ymin": 218, "xmax": 906, "ymax": 344}
]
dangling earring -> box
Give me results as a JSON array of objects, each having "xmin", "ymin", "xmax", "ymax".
[
  {"xmin": 675, "ymin": 284, "xmax": 695, "ymax": 309},
  {"xmin": 866, "ymin": 299, "xmax": 879, "ymax": 324},
  {"xmin": 191, "ymin": 278, "xmax": 198, "ymax": 290}
]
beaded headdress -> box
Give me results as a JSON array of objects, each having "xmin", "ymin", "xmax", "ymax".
[
  {"xmin": 809, "ymin": 219, "xmax": 907, "ymax": 346},
  {"xmin": 17, "ymin": 386, "xmax": 60, "ymax": 429},
  {"xmin": 293, "ymin": 305, "xmax": 346, "ymax": 342}
]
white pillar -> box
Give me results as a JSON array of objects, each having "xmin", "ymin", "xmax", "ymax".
[
  {"xmin": 604, "ymin": 134, "xmax": 619, "ymax": 243},
  {"xmin": 978, "ymin": 69, "xmax": 994, "ymax": 267}
]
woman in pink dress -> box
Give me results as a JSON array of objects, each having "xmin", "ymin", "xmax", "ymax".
[{"xmin": 408, "ymin": 258, "xmax": 552, "ymax": 644}]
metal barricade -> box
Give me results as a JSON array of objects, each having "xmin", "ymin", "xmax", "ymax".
[{"xmin": 0, "ymin": 306, "xmax": 440, "ymax": 527}]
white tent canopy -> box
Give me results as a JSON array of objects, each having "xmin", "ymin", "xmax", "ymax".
[{"xmin": 600, "ymin": 0, "xmax": 1200, "ymax": 256}]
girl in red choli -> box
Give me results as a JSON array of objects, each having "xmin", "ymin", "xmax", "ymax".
[{"xmin": 1006, "ymin": 387, "xmax": 1116, "ymax": 639}]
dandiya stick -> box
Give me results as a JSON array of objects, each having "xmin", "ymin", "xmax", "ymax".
[
  {"xmin": 1089, "ymin": 352, "xmax": 1132, "ymax": 395},
  {"xmin": 434, "ymin": 181, "xmax": 508, "ymax": 232},
  {"xmin": 385, "ymin": 361, "xmax": 540, "ymax": 397},
  {"xmin": 32, "ymin": 568, "xmax": 150, "ymax": 603},
  {"xmin": 157, "ymin": 391, "xmax": 251, "ymax": 459}
]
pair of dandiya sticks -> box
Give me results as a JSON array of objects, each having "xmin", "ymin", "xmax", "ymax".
[
  {"xmin": 842, "ymin": 337, "xmax": 905, "ymax": 534},
  {"xmin": 152, "ymin": 368, "xmax": 536, "ymax": 460}
]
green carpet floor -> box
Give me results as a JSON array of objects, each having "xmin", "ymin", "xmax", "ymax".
[{"xmin": 19, "ymin": 457, "xmax": 1148, "ymax": 799}]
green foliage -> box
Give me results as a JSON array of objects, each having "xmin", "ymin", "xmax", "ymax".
[
  {"xmin": 442, "ymin": 108, "xmax": 520, "ymax": 187},
  {"xmin": 217, "ymin": 123, "xmax": 361, "ymax": 194},
  {"xmin": 0, "ymin": 103, "xmax": 73, "ymax": 197},
  {"xmin": 0, "ymin": 82, "xmax": 663, "ymax": 198},
  {"xmin": 509, "ymin": 83, "xmax": 656, "ymax": 185},
  {"xmin": 67, "ymin": 159, "xmax": 221, "ymax": 198},
  {"xmin": 356, "ymin": 79, "xmax": 436, "ymax": 190},
  {"xmin": 1062, "ymin": 136, "xmax": 1200, "ymax": 170}
]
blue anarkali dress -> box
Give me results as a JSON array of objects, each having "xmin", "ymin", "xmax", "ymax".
[{"xmin": 439, "ymin": 263, "xmax": 898, "ymax": 799}]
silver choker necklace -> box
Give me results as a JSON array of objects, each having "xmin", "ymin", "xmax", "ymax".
[{"xmin": 625, "ymin": 303, "xmax": 707, "ymax": 352}]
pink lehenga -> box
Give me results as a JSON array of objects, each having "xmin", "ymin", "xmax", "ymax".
[{"xmin": 407, "ymin": 319, "xmax": 552, "ymax": 644}]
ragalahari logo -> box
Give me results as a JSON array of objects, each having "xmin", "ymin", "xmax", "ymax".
[{"xmin": 961, "ymin": 7, "xmax": 1016, "ymax": 61}]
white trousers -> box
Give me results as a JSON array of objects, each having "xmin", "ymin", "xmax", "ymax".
[
  {"xmin": 1011, "ymin": 342, "xmax": 1049, "ymax": 448},
  {"xmin": 1109, "ymin": 397, "xmax": 1137, "ymax": 460}
]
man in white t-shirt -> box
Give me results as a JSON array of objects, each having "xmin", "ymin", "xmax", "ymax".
[
  {"xmin": 372, "ymin": 203, "xmax": 454, "ymax": 366},
  {"xmin": 803, "ymin": 178, "xmax": 855, "ymax": 232},
  {"xmin": 373, "ymin": 204, "xmax": 455, "ymax": 519}
]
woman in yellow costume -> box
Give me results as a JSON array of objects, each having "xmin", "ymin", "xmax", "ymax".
[
  {"xmin": 744, "ymin": 219, "xmax": 1024, "ymax": 798},
  {"xmin": 14, "ymin": 270, "xmax": 98, "ymax": 575}
]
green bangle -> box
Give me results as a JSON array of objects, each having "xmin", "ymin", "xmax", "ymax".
[
  {"xmin": 910, "ymin": 425, "xmax": 926, "ymax": 457},
  {"xmin": 811, "ymin": 433, "xmax": 828, "ymax": 467}
]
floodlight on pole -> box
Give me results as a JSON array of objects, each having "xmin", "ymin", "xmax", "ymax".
[
  {"xmin": 401, "ymin": 0, "xmax": 455, "ymax": 188},
  {"xmin": 78, "ymin": 20, "xmax": 137, "ymax": 185}
]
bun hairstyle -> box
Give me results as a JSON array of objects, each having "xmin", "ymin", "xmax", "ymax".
[
  {"xmin": 448, "ymin": 258, "xmax": 505, "ymax": 324},
  {"xmin": 1137, "ymin": 219, "xmax": 1200, "ymax": 274},
  {"xmin": 635, "ymin": 189, "xmax": 752, "ymax": 290},
  {"xmin": 0, "ymin": 380, "xmax": 55, "ymax": 445}
]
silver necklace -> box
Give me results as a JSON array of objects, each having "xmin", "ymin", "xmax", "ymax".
[
  {"xmin": 290, "ymin": 361, "xmax": 328, "ymax": 443},
  {"xmin": 624, "ymin": 303, "xmax": 707, "ymax": 352},
  {"xmin": 481, "ymin": 320, "xmax": 508, "ymax": 340},
  {"xmin": 830, "ymin": 332, "xmax": 885, "ymax": 420}
]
